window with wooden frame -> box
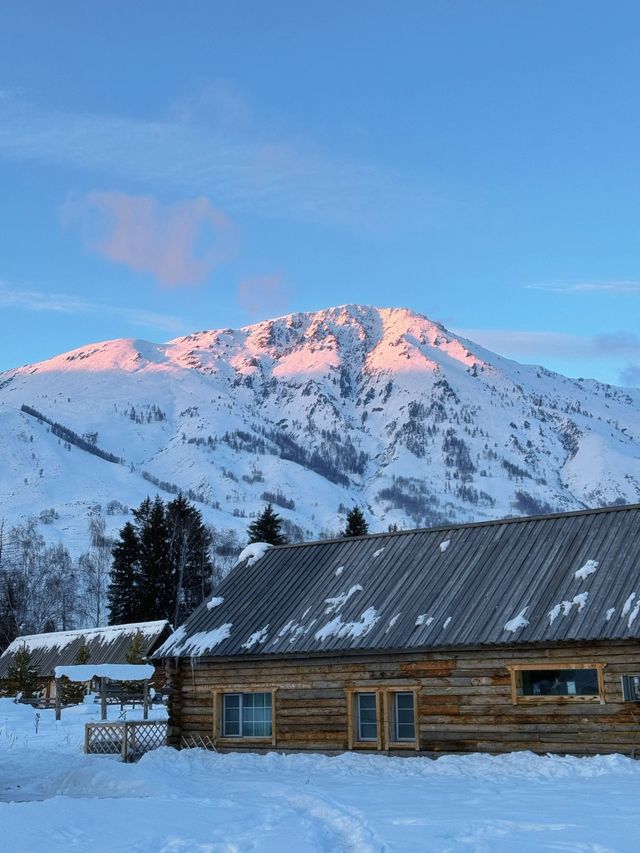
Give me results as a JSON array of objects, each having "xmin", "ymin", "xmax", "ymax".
[
  {"xmin": 212, "ymin": 688, "xmax": 277, "ymax": 744},
  {"xmin": 507, "ymin": 663, "xmax": 605, "ymax": 704},
  {"xmin": 346, "ymin": 687, "xmax": 419, "ymax": 750}
]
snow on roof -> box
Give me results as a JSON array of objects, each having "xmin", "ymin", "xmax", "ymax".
[
  {"xmin": 504, "ymin": 608, "xmax": 529, "ymax": 633},
  {"xmin": 315, "ymin": 607, "xmax": 379, "ymax": 642},
  {"xmin": 236, "ymin": 542, "xmax": 272, "ymax": 567},
  {"xmin": 151, "ymin": 505, "xmax": 640, "ymax": 660},
  {"xmin": 575, "ymin": 560, "xmax": 599, "ymax": 581},
  {"xmin": 439, "ymin": 539, "xmax": 451, "ymax": 553},
  {"xmin": 207, "ymin": 597, "xmax": 224, "ymax": 610},
  {"xmin": 157, "ymin": 623, "xmax": 232, "ymax": 657},
  {"xmin": 0, "ymin": 620, "xmax": 170, "ymax": 679},
  {"xmin": 54, "ymin": 663, "xmax": 155, "ymax": 681},
  {"xmin": 1, "ymin": 621, "xmax": 169, "ymax": 657}
]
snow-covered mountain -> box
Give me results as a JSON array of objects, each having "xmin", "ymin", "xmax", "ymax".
[{"xmin": 2, "ymin": 304, "xmax": 640, "ymax": 552}]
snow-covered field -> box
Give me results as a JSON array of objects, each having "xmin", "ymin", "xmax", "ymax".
[{"xmin": 2, "ymin": 698, "xmax": 640, "ymax": 852}]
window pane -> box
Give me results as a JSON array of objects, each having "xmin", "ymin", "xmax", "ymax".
[
  {"xmin": 241, "ymin": 692, "xmax": 272, "ymax": 738},
  {"xmin": 223, "ymin": 694, "xmax": 241, "ymax": 736},
  {"xmin": 520, "ymin": 669, "xmax": 599, "ymax": 697},
  {"xmin": 357, "ymin": 693, "xmax": 378, "ymax": 741},
  {"xmin": 394, "ymin": 692, "xmax": 415, "ymax": 741}
]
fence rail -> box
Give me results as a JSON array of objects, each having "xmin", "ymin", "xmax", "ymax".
[{"xmin": 84, "ymin": 720, "xmax": 167, "ymax": 762}]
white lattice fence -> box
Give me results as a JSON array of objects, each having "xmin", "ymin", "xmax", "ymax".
[{"xmin": 85, "ymin": 720, "xmax": 167, "ymax": 761}]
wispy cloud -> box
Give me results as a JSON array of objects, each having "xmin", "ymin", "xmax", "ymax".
[
  {"xmin": 0, "ymin": 90, "xmax": 429, "ymax": 231},
  {"xmin": 527, "ymin": 281, "xmax": 640, "ymax": 295},
  {"xmin": 63, "ymin": 191, "xmax": 238, "ymax": 287},
  {"xmin": 238, "ymin": 272, "xmax": 293, "ymax": 319},
  {"xmin": 457, "ymin": 328, "xmax": 640, "ymax": 361},
  {"xmin": 0, "ymin": 283, "xmax": 186, "ymax": 335}
]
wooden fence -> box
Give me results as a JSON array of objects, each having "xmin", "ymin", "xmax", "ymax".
[{"xmin": 84, "ymin": 720, "xmax": 167, "ymax": 762}]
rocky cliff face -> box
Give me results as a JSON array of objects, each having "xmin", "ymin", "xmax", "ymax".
[{"xmin": 2, "ymin": 304, "xmax": 640, "ymax": 550}]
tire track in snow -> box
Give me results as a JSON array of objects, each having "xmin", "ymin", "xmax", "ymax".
[{"xmin": 282, "ymin": 790, "xmax": 382, "ymax": 852}]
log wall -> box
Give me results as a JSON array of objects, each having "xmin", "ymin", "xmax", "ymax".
[{"xmin": 165, "ymin": 641, "xmax": 640, "ymax": 756}]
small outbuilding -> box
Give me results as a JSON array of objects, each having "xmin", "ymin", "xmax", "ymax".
[
  {"xmin": 156, "ymin": 505, "xmax": 640, "ymax": 756},
  {"xmin": 0, "ymin": 620, "xmax": 171, "ymax": 702}
]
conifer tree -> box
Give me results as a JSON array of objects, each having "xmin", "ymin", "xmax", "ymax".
[
  {"xmin": 166, "ymin": 495, "xmax": 212, "ymax": 626},
  {"xmin": 125, "ymin": 629, "xmax": 145, "ymax": 665},
  {"xmin": 247, "ymin": 503, "xmax": 288, "ymax": 546},
  {"xmin": 108, "ymin": 521, "xmax": 142, "ymax": 625},
  {"xmin": 136, "ymin": 496, "xmax": 173, "ymax": 621},
  {"xmin": 342, "ymin": 506, "xmax": 369, "ymax": 538},
  {"xmin": 7, "ymin": 644, "xmax": 38, "ymax": 698}
]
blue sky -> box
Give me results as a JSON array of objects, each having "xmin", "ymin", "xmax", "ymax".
[{"xmin": 2, "ymin": 1, "xmax": 640, "ymax": 384}]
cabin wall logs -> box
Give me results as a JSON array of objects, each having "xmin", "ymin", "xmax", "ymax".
[{"xmin": 166, "ymin": 641, "xmax": 640, "ymax": 756}]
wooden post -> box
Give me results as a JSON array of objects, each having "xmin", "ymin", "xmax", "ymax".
[
  {"xmin": 143, "ymin": 679, "xmax": 149, "ymax": 720},
  {"xmin": 100, "ymin": 677, "xmax": 107, "ymax": 721},
  {"xmin": 122, "ymin": 722, "xmax": 128, "ymax": 762},
  {"xmin": 55, "ymin": 678, "xmax": 61, "ymax": 721}
]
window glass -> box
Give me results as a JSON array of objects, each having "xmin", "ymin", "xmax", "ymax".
[
  {"xmin": 520, "ymin": 668, "xmax": 599, "ymax": 697},
  {"xmin": 242, "ymin": 691, "xmax": 272, "ymax": 737},
  {"xmin": 357, "ymin": 692, "xmax": 378, "ymax": 741},
  {"xmin": 394, "ymin": 692, "xmax": 415, "ymax": 741},
  {"xmin": 223, "ymin": 692, "xmax": 272, "ymax": 737}
]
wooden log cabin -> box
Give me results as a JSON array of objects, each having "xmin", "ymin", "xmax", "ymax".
[
  {"xmin": 0, "ymin": 620, "xmax": 171, "ymax": 702},
  {"xmin": 155, "ymin": 505, "xmax": 640, "ymax": 756}
]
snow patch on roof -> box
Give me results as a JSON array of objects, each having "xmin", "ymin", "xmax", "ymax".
[
  {"xmin": 241, "ymin": 626, "xmax": 269, "ymax": 650},
  {"xmin": 236, "ymin": 542, "xmax": 272, "ymax": 567},
  {"xmin": 372, "ymin": 548, "xmax": 385, "ymax": 558},
  {"xmin": 324, "ymin": 584, "xmax": 363, "ymax": 615},
  {"xmin": 206, "ymin": 596, "xmax": 224, "ymax": 610},
  {"xmin": 505, "ymin": 608, "xmax": 529, "ymax": 633},
  {"xmin": 628, "ymin": 601, "xmax": 640, "ymax": 628},
  {"xmin": 54, "ymin": 663, "xmax": 154, "ymax": 681},
  {"xmin": 622, "ymin": 593, "xmax": 636, "ymax": 616},
  {"xmin": 385, "ymin": 613, "xmax": 401, "ymax": 633},
  {"xmin": 415, "ymin": 614, "xmax": 434, "ymax": 627},
  {"xmin": 605, "ymin": 607, "xmax": 616, "ymax": 622},
  {"xmin": 549, "ymin": 593, "xmax": 589, "ymax": 624},
  {"xmin": 334, "ymin": 566, "xmax": 345, "ymax": 577},
  {"xmin": 575, "ymin": 560, "xmax": 599, "ymax": 581},
  {"xmin": 158, "ymin": 623, "xmax": 232, "ymax": 657},
  {"xmin": 315, "ymin": 607, "xmax": 379, "ymax": 642},
  {"xmin": 1, "ymin": 621, "xmax": 168, "ymax": 658},
  {"xmin": 443, "ymin": 616, "xmax": 452, "ymax": 630},
  {"xmin": 439, "ymin": 539, "xmax": 451, "ymax": 553}
]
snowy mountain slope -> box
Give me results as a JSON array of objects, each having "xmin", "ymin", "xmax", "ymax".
[{"xmin": 2, "ymin": 304, "xmax": 640, "ymax": 552}]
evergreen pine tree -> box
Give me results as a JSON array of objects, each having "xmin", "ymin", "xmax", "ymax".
[
  {"xmin": 342, "ymin": 506, "xmax": 369, "ymax": 538},
  {"xmin": 7, "ymin": 644, "xmax": 38, "ymax": 698},
  {"xmin": 246, "ymin": 503, "xmax": 288, "ymax": 546},
  {"xmin": 166, "ymin": 495, "xmax": 213, "ymax": 626},
  {"xmin": 136, "ymin": 496, "xmax": 172, "ymax": 621},
  {"xmin": 108, "ymin": 521, "xmax": 142, "ymax": 625},
  {"xmin": 125, "ymin": 629, "xmax": 145, "ymax": 664}
]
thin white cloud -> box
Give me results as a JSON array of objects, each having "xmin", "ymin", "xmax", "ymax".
[
  {"xmin": 0, "ymin": 284, "xmax": 186, "ymax": 335},
  {"xmin": 457, "ymin": 328, "xmax": 640, "ymax": 361},
  {"xmin": 0, "ymin": 91, "xmax": 428, "ymax": 231},
  {"xmin": 527, "ymin": 281, "xmax": 640, "ymax": 295}
]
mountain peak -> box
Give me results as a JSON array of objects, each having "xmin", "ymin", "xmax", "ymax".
[{"xmin": 2, "ymin": 303, "xmax": 640, "ymax": 553}]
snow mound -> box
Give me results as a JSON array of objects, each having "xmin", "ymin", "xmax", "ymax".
[
  {"xmin": 54, "ymin": 663, "xmax": 154, "ymax": 681},
  {"xmin": 236, "ymin": 542, "xmax": 272, "ymax": 567},
  {"xmin": 575, "ymin": 560, "xmax": 599, "ymax": 581},
  {"xmin": 504, "ymin": 607, "xmax": 529, "ymax": 633}
]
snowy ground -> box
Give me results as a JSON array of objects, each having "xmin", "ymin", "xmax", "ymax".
[{"xmin": 2, "ymin": 699, "xmax": 640, "ymax": 851}]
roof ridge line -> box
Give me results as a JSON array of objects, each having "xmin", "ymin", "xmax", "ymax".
[{"xmin": 268, "ymin": 503, "xmax": 640, "ymax": 551}]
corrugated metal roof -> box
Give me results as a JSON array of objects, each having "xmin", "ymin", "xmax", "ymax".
[
  {"xmin": 155, "ymin": 505, "xmax": 640, "ymax": 659},
  {"xmin": 0, "ymin": 620, "xmax": 171, "ymax": 678}
]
